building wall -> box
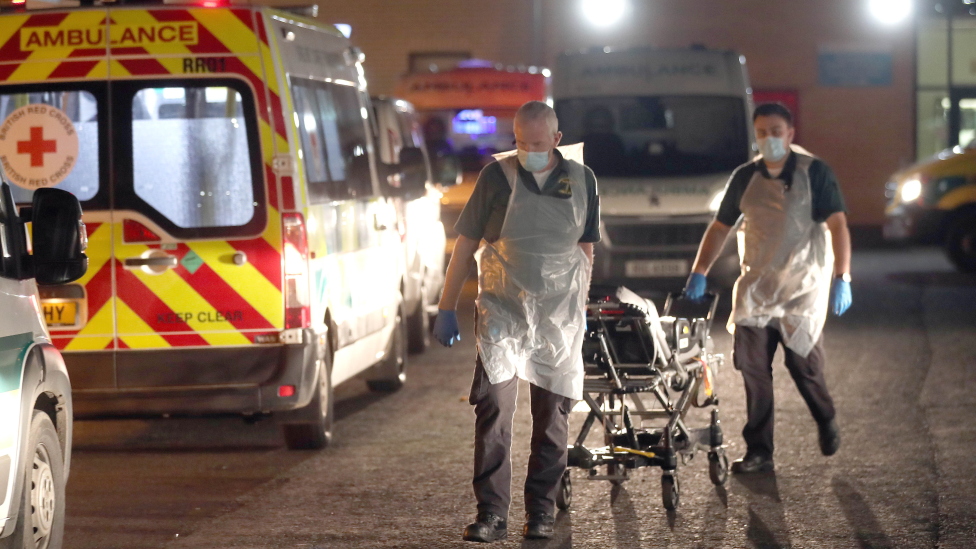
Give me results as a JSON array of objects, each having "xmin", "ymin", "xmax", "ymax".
[{"xmin": 287, "ymin": 0, "xmax": 917, "ymax": 226}]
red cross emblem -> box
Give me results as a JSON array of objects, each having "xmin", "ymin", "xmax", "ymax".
[{"xmin": 17, "ymin": 126, "xmax": 57, "ymax": 167}]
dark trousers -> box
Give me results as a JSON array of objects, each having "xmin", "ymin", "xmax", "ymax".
[
  {"xmin": 733, "ymin": 325, "xmax": 836, "ymax": 458},
  {"xmin": 469, "ymin": 357, "xmax": 573, "ymax": 520}
]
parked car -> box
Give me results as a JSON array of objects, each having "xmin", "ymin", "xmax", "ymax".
[
  {"xmin": 883, "ymin": 141, "xmax": 976, "ymax": 272},
  {"xmin": 0, "ymin": 181, "xmax": 88, "ymax": 549},
  {"xmin": 372, "ymin": 97, "xmax": 457, "ymax": 352}
]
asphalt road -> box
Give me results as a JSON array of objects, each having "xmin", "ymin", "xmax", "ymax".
[{"xmin": 62, "ymin": 247, "xmax": 976, "ymax": 549}]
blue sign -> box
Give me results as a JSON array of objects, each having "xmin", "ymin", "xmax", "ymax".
[
  {"xmin": 818, "ymin": 51, "xmax": 893, "ymax": 87},
  {"xmin": 452, "ymin": 109, "xmax": 497, "ymax": 135}
]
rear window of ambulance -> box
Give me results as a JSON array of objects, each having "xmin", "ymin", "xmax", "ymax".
[
  {"xmin": 115, "ymin": 78, "xmax": 266, "ymax": 239},
  {"xmin": 0, "ymin": 86, "xmax": 105, "ymax": 207}
]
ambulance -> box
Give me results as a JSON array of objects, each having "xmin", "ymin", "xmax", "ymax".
[
  {"xmin": 394, "ymin": 61, "xmax": 549, "ymax": 256},
  {"xmin": 553, "ymin": 47, "xmax": 753, "ymax": 289},
  {"xmin": 0, "ymin": 1, "xmax": 414, "ymax": 450}
]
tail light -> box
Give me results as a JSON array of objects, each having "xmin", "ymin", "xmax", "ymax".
[{"xmin": 282, "ymin": 213, "xmax": 310, "ymax": 329}]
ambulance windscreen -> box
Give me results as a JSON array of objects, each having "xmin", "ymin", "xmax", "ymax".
[
  {"xmin": 0, "ymin": 89, "xmax": 100, "ymax": 205},
  {"xmin": 130, "ymin": 86, "xmax": 257, "ymax": 231},
  {"xmin": 555, "ymin": 96, "xmax": 749, "ymax": 178}
]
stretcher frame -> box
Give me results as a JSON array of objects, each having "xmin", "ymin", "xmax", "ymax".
[{"xmin": 560, "ymin": 288, "xmax": 728, "ymax": 511}]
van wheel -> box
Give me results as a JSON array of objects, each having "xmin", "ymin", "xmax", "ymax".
[
  {"xmin": 946, "ymin": 214, "xmax": 976, "ymax": 273},
  {"xmin": 367, "ymin": 304, "xmax": 407, "ymax": 392},
  {"xmin": 406, "ymin": 277, "xmax": 431, "ymax": 354},
  {"xmin": 9, "ymin": 412, "xmax": 66, "ymax": 549},
  {"xmin": 282, "ymin": 354, "xmax": 334, "ymax": 450}
]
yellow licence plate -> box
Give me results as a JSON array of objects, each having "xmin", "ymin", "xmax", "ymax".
[{"xmin": 42, "ymin": 301, "xmax": 78, "ymax": 328}]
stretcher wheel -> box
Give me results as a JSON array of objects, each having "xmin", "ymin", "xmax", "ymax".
[
  {"xmin": 556, "ymin": 470, "xmax": 572, "ymax": 510},
  {"xmin": 662, "ymin": 473, "xmax": 679, "ymax": 511},
  {"xmin": 708, "ymin": 452, "xmax": 729, "ymax": 486}
]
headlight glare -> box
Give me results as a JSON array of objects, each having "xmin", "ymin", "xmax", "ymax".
[{"xmin": 901, "ymin": 179, "xmax": 922, "ymax": 203}]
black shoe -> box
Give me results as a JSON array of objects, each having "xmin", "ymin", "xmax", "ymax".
[
  {"xmin": 463, "ymin": 512, "xmax": 508, "ymax": 543},
  {"xmin": 523, "ymin": 513, "xmax": 555, "ymax": 539},
  {"xmin": 818, "ymin": 419, "xmax": 841, "ymax": 456},
  {"xmin": 731, "ymin": 453, "xmax": 774, "ymax": 474}
]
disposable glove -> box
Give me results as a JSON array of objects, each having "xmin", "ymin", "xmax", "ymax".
[
  {"xmin": 829, "ymin": 278, "xmax": 852, "ymax": 316},
  {"xmin": 432, "ymin": 309, "xmax": 460, "ymax": 347},
  {"xmin": 684, "ymin": 272, "xmax": 707, "ymax": 303}
]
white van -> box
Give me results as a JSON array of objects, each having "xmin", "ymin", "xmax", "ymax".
[
  {"xmin": 0, "ymin": 4, "xmax": 417, "ymax": 450},
  {"xmin": 372, "ymin": 97, "xmax": 452, "ymax": 353},
  {"xmin": 553, "ymin": 46, "xmax": 753, "ymax": 288}
]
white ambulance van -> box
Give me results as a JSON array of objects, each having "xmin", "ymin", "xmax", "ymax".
[
  {"xmin": 372, "ymin": 97, "xmax": 449, "ymax": 353},
  {"xmin": 553, "ymin": 46, "xmax": 753, "ymax": 289},
  {"xmin": 0, "ymin": 1, "xmax": 412, "ymax": 450}
]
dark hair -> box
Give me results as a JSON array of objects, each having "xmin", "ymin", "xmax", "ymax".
[{"xmin": 752, "ymin": 102, "xmax": 793, "ymax": 127}]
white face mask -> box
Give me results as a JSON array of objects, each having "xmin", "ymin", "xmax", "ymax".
[
  {"xmin": 757, "ymin": 136, "xmax": 788, "ymax": 162},
  {"xmin": 518, "ymin": 148, "xmax": 551, "ymax": 172}
]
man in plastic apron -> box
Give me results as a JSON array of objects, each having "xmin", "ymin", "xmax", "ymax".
[
  {"xmin": 684, "ymin": 103, "xmax": 853, "ymax": 474},
  {"xmin": 432, "ymin": 101, "xmax": 600, "ymax": 542}
]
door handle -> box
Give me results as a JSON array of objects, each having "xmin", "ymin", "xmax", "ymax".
[{"xmin": 124, "ymin": 256, "xmax": 177, "ymax": 268}]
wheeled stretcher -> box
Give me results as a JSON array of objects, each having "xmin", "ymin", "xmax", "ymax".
[{"xmin": 559, "ymin": 286, "xmax": 728, "ymax": 511}]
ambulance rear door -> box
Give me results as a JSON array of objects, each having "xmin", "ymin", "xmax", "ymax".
[
  {"xmin": 105, "ymin": 7, "xmax": 285, "ymax": 388},
  {"xmin": 0, "ymin": 9, "xmax": 116, "ymax": 387}
]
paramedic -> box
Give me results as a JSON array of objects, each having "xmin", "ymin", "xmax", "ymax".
[
  {"xmin": 432, "ymin": 101, "xmax": 600, "ymax": 542},
  {"xmin": 684, "ymin": 102, "xmax": 851, "ymax": 475}
]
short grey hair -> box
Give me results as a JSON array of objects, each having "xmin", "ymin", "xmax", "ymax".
[{"xmin": 515, "ymin": 101, "xmax": 558, "ymax": 135}]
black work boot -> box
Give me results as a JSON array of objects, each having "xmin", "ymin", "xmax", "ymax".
[
  {"xmin": 463, "ymin": 512, "xmax": 508, "ymax": 543},
  {"xmin": 818, "ymin": 418, "xmax": 841, "ymax": 456},
  {"xmin": 730, "ymin": 452, "xmax": 774, "ymax": 474},
  {"xmin": 523, "ymin": 513, "xmax": 555, "ymax": 539}
]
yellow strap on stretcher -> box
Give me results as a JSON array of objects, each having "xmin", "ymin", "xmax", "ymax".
[{"xmin": 612, "ymin": 447, "xmax": 656, "ymax": 459}]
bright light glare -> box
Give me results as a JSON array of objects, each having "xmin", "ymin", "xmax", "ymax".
[
  {"xmin": 868, "ymin": 0, "xmax": 912, "ymax": 25},
  {"xmin": 581, "ymin": 0, "xmax": 628, "ymax": 27},
  {"xmin": 901, "ymin": 179, "xmax": 922, "ymax": 202},
  {"xmin": 709, "ymin": 190, "xmax": 726, "ymax": 212}
]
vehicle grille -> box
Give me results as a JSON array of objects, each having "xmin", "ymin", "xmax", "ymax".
[{"xmin": 604, "ymin": 223, "xmax": 708, "ymax": 247}]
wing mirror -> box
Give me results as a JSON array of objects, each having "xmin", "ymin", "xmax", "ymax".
[
  {"xmin": 21, "ymin": 188, "xmax": 89, "ymax": 285},
  {"xmin": 380, "ymin": 146, "xmax": 430, "ymax": 200}
]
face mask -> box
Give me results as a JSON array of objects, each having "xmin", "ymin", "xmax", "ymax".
[
  {"xmin": 757, "ymin": 136, "xmax": 788, "ymax": 162},
  {"xmin": 518, "ymin": 148, "xmax": 550, "ymax": 172}
]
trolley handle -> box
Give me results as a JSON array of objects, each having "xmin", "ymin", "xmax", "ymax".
[{"xmin": 663, "ymin": 291, "xmax": 719, "ymax": 323}]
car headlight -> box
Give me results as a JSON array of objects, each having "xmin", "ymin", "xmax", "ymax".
[
  {"xmin": 900, "ymin": 179, "xmax": 922, "ymax": 203},
  {"xmin": 708, "ymin": 189, "xmax": 726, "ymax": 212}
]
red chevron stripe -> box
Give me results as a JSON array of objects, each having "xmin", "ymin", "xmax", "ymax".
[
  {"xmin": 168, "ymin": 244, "xmax": 276, "ymax": 330},
  {"xmin": 265, "ymin": 165, "xmax": 278, "ymax": 211},
  {"xmin": 116, "ymin": 57, "xmax": 168, "ymax": 76},
  {"xmin": 23, "ymin": 12, "xmax": 69, "ymax": 26},
  {"xmin": 46, "ymin": 259, "xmax": 113, "ymax": 340},
  {"xmin": 0, "ymin": 64, "xmax": 17, "ymax": 82},
  {"xmin": 230, "ymin": 9, "xmax": 255, "ymax": 34},
  {"xmin": 48, "ymin": 60, "xmax": 101, "ymax": 79},
  {"xmin": 115, "ymin": 261, "xmax": 209, "ymax": 346},
  {"xmin": 253, "ymin": 10, "xmax": 269, "ymax": 45}
]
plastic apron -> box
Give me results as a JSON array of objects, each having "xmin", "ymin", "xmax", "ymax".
[
  {"xmin": 475, "ymin": 150, "xmax": 591, "ymax": 400},
  {"xmin": 729, "ymin": 153, "xmax": 833, "ymax": 358}
]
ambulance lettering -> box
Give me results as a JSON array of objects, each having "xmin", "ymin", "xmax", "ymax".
[
  {"xmin": 183, "ymin": 57, "xmax": 227, "ymax": 74},
  {"xmin": 156, "ymin": 311, "xmax": 244, "ymax": 324},
  {"xmin": 20, "ymin": 23, "xmax": 198, "ymax": 51}
]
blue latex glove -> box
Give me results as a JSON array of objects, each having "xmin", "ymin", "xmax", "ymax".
[
  {"xmin": 432, "ymin": 309, "xmax": 460, "ymax": 347},
  {"xmin": 830, "ymin": 278, "xmax": 852, "ymax": 316},
  {"xmin": 684, "ymin": 273, "xmax": 707, "ymax": 303}
]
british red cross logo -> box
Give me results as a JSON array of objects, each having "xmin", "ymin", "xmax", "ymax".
[{"xmin": 17, "ymin": 126, "xmax": 57, "ymax": 167}]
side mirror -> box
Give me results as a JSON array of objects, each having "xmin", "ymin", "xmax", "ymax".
[
  {"xmin": 379, "ymin": 147, "xmax": 430, "ymax": 201},
  {"xmin": 430, "ymin": 151, "xmax": 462, "ymax": 187},
  {"xmin": 28, "ymin": 188, "xmax": 88, "ymax": 285}
]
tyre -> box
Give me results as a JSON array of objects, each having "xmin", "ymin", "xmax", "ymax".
[
  {"xmin": 708, "ymin": 452, "xmax": 729, "ymax": 486},
  {"xmin": 946, "ymin": 214, "xmax": 976, "ymax": 273},
  {"xmin": 406, "ymin": 277, "xmax": 430, "ymax": 354},
  {"xmin": 556, "ymin": 470, "xmax": 572, "ymax": 510},
  {"xmin": 662, "ymin": 472, "xmax": 679, "ymax": 511},
  {"xmin": 9, "ymin": 411, "xmax": 66, "ymax": 549},
  {"xmin": 367, "ymin": 304, "xmax": 407, "ymax": 392},
  {"xmin": 282, "ymin": 353, "xmax": 334, "ymax": 450}
]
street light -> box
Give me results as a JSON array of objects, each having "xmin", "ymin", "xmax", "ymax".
[
  {"xmin": 581, "ymin": 0, "xmax": 628, "ymax": 27},
  {"xmin": 868, "ymin": 0, "xmax": 913, "ymax": 25}
]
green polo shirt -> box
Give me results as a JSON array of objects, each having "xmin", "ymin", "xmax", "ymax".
[{"xmin": 454, "ymin": 150, "xmax": 602, "ymax": 244}]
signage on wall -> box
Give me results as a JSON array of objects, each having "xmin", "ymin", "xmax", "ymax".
[{"xmin": 818, "ymin": 46, "xmax": 893, "ymax": 87}]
